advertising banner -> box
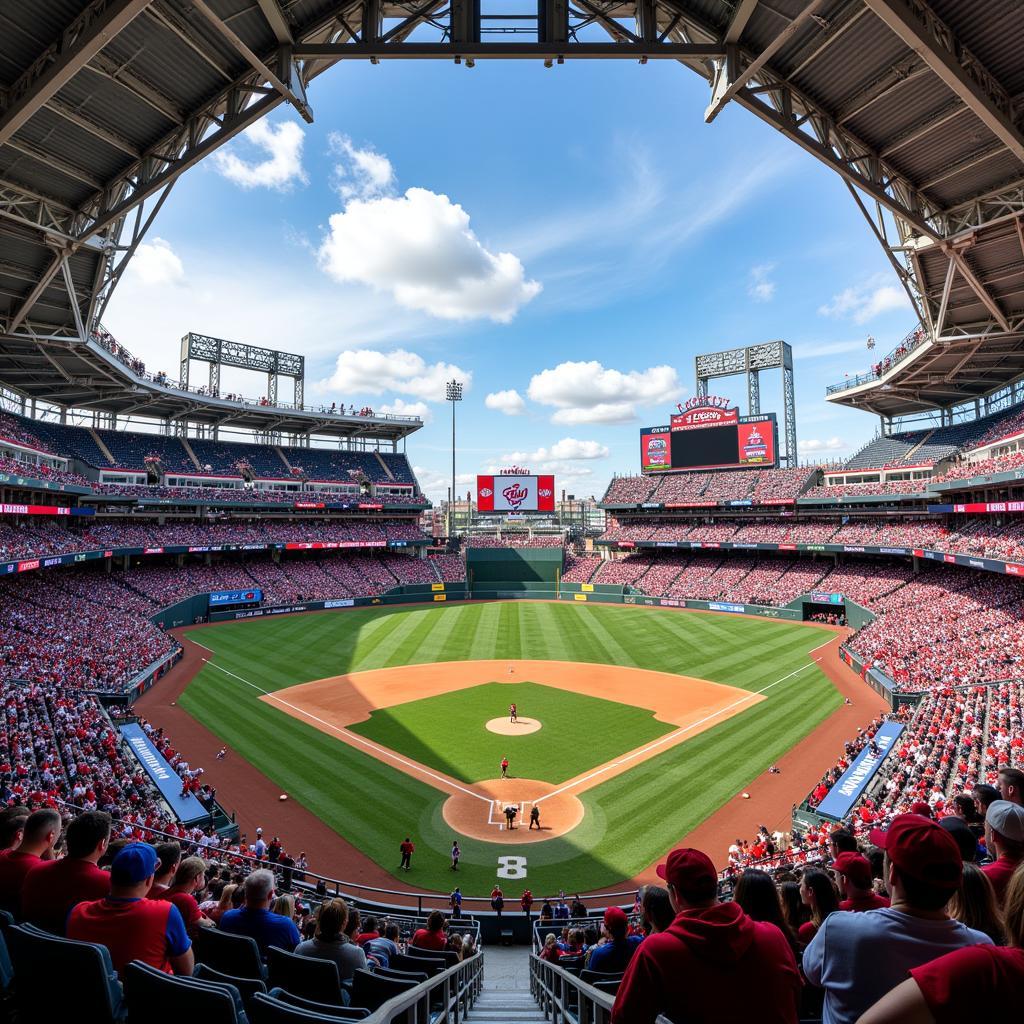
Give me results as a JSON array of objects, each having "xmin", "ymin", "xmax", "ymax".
[
  {"xmin": 640, "ymin": 428, "xmax": 672, "ymax": 472},
  {"xmin": 119, "ymin": 724, "xmax": 208, "ymax": 822},
  {"xmin": 815, "ymin": 720, "xmax": 905, "ymax": 820},
  {"xmin": 208, "ymin": 588, "xmax": 262, "ymax": 607}
]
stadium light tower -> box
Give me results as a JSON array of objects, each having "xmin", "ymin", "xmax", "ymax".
[{"xmin": 446, "ymin": 379, "xmax": 463, "ymax": 540}]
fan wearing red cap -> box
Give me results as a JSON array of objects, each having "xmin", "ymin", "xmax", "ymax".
[
  {"xmin": 833, "ymin": 852, "xmax": 889, "ymax": 912},
  {"xmin": 802, "ymin": 815, "xmax": 993, "ymax": 1024},
  {"xmin": 587, "ymin": 906, "xmax": 642, "ymax": 973},
  {"xmin": 611, "ymin": 848, "xmax": 800, "ymax": 1024}
]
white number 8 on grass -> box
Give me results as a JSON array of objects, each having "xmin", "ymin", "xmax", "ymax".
[{"xmin": 497, "ymin": 856, "xmax": 527, "ymax": 879}]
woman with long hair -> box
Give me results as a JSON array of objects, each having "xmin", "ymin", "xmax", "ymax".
[
  {"xmin": 272, "ymin": 893, "xmax": 295, "ymax": 922},
  {"xmin": 860, "ymin": 863, "xmax": 1024, "ymax": 1021},
  {"xmin": 734, "ymin": 869, "xmax": 799, "ymax": 954},
  {"xmin": 294, "ymin": 898, "xmax": 367, "ymax": 981},
  {"xmin": 948, "ymin": 863, "xmax": 1005, "ymax": 944},
  {"xmin": 798, "ymin": 868, "xmax": 839, "ymax": 945},
  {"xmin": 779, "ymin": 880, "xmax": 808, "ymax": 937},
  {"xmin": 539, "ymin": 933, "xmax": 561, "ymax": 962},
  {"xmin": 207, "ymin": 883, "xmax": 236, "ymax": 925}
]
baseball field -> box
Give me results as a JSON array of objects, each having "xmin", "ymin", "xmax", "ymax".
[{"xmin": 177, "ymin": 601, "xmax": 841, "ymax": 894}]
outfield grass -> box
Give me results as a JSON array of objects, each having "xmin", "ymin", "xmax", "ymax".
[
  {"xmin": 180, "ymin": 602, "xmax": 840, "ymax": 894},
  {"xmin": 348, "ymin": 681, "xmax": 675, "ymax": 784}
]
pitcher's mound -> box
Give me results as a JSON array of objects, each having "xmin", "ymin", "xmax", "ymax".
[{"xmin": 486, "ymin": 717, "xmax": 541, "ymax": 735}]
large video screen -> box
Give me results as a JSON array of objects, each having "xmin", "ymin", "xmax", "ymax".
[
  {"xmin": 477, "ymin": 475, "xmax": 555, "ymax": 513},
  {"xmin": 641, "ymin": 404, "xmax": 778, "ymax": 473}
]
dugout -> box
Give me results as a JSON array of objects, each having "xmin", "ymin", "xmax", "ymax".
[{"xmin": 465, "ymin": 547, "xmax": 563, "ymax": 587}]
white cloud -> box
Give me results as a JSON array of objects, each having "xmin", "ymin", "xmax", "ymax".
[
  {"xmin": 528, "ymin": 361, "xmax": 681, "ymax": 425},
  {"xmin": 212, "ymin": 119, "xmax": 308, "ymax": 191},
  {"xmin": 818, "ymin": 275, "xmax": 911, "ymax": 324},
  {"xmin": 319, "ymin": 188, "xmax": 541, "ymax": 323},
  {"xmin": 502, "ymin": 438, "xmax": 609, "ymax": 463},
  {"xmin": 377, "ymin": 398, "xmax": 432, "ymax": 422},
  {"xmin": 318, "ymin": 140, "xmax": 540, "ymax": 323},
  {"xmin": 748, "ymin": 263, "xmax": 776, "ymax": 303},
  {"xmin": 328, "ymin": 133, "xmax": 395, "ymax": 199},
  {"xmin": 798, "ymin": 437, "xmax": 846, "ymax": 454},
  {"xmin": 318, "ymin": 348, "xmax": 472, "ymax": 401},
  {"xmin": 485, "ymin": 390, "xmax": 526, "ymax": 416},
  {"xmin": 125, "ymin": 238, "xmax": 184, "ymax": 286}
]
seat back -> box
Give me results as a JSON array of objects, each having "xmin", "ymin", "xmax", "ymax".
[
  {"xmin": 0, "ymin": 927, "xmax": 13, "ymax": 991},
  {"xmin": 390, "ymin": 951, "xmax": 445, "ymax": 976},
  {"xmin": 580, "ymin": 969, "xmax": 625, "ymax": 986},
  {"xmin": 267, "ymin": 945, "xmax": 344, "ymax": 1005},
  {"xmin": 193, "ymin": 926, "xmax": 266, "ymax": 978},
  {"xmin": 194, "ymin": 961, "xmax": 269, "ymax": 1009},
  {"xmin": 405, "ymin": 945, "xmax": 460, "ymax": 967},
  {"xmin": 250, "ymin": 992, "xmax": 367, "ymax": 1023},
  {"xmin": 123, "ymin": 960, "xmax": 239, "ymax": 1024},
  {"xmin": 591, "ymin": 978, "xmax": 622, "ymax": 995},
  {"xmin": 267, "ymin": 989, "xmax": 371, "ymax": 1019},
  {"xmin": 371, "ymin": 965, "xmax": 428, "ymax": 984},
  {"xmin": 8, "ymin": 923, "xmax": 122, "ymax": 1023},
  {"xmin": 350, "ymin": 968, "xmax": 418, "ymax": 1012}
]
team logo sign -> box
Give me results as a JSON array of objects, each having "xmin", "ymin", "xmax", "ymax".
[
  {"xmin": 480, "ymin": 487, "xmax": 493, "ymax": 497},
  {"xmin": 502, "ymin": 483, "xmax": 529, "ymax": 509},
  {"xmin": 538, "ymin": 488, "xmax": 552, "ymax": 498}
]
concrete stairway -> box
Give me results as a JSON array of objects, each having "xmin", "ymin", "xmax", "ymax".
[
  {"xmin": 468, "ymin": 990, "xmax": 545, "ymax": 1023},
  {"xmin": 469, "ymin": 947, "xmax": 544, "ymax": 1023}
]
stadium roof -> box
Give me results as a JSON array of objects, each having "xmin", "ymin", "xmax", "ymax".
[
  {"xmin": 0, "ymin": 331, "xmax": 422, "ymax": 440},
  {"xmin": 1, "ymin": 1, "xmax": 1022, "ymax": 421}
]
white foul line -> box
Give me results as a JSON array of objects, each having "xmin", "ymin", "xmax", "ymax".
[
  {"xmin": 533, "ymin": 660, "xmax": 817, "ymax": 805},
  {"xmin": 202, "ymin": 660, "xmax": 492, "ymax": 806}
]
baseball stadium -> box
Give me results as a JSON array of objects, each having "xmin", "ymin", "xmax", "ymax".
[{"xmin": 1, "ymin": 2, "xmax": 1024, "ymax": 1022}]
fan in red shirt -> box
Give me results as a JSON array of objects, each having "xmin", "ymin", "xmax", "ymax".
[
  {"xmin": 411, "ymin": 910, "xmax": 448, "ymax": 951},
  {"xmin": 611, "ymin": 848, "xmax": 800, "ymax": 1024},
  {"xmin": 0, "ymin": 807, "xmax": 61, "ymax": 916},
  {"xmin": 859, "ymin": 862, "xmax": 1024, "ymax": 1023},
  {"xmin": 21, "ymin": 810, "xmax": 111, "ymax": 935},
  {"xmin": 833, "ymin": 852, "xmax": 890, "ymax": 912}
]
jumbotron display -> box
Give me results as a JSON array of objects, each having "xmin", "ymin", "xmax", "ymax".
[
  {"xmin": 641, "ymin": 397, "xmax": 778, "ymax": 473},
  {"xmin": 477, "ymin": 474, "xmax": 555, "ymax": 513}
]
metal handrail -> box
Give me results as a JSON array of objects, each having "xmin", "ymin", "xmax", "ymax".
[
  {"xmin": 360, "ymin": 950, "xmax": 484, "ymax": 1024},
  {"xmin": 530, "ymin": 953, "xmax": 614, "ymax": 1024},
  {"xmin": 826, "ymin": 325, "xmax": 928, "ymax": 394}
]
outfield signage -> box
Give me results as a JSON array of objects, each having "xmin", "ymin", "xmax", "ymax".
[
  {"xmin": 807, "ymin": 592, "xmax": 844, "ymax": 605},
  {"xmin": 119, "ymin": 723, "xmax": 208, "ymax": 822},
  {"xmin": 208, "ymin": 588, "xmax": 262, "ymax": 607},
  {"xmin": 815, "ymin": 720, "xmax": 905, "ymax": 821}
]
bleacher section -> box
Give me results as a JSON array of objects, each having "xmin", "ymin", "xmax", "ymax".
[
  {"xmin": 24, "ymin": 418, "xmax": 112, "ymax": 467},
  {"xmin": 97, "ymin": 429, "xmax": 194, "ymax": 472},
  {"xmin": 189, "ymin": 438, "xmax": 288, "ymax": 477}
]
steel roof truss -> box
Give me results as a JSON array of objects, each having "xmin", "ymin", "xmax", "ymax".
[
  {"xmin": 0, "ymin": 0, "xmax": 153, "ymax": 149},
  {"xmin": 863, "ymin": 0, "xmax": 1024, "ymax": 164}
]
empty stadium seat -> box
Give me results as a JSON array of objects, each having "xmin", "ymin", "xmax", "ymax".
[
  {"xmin": 194, "ymin": 961, "xmax": 269, "ymax": 1010},
  {"xmin": 267, "ymin": 989, "xmax": 371, "ymax": 1019},
  {"xmin": 350, "ymin": 967, "xmax": 419, "ymax": 1012},
  {"xmin": 404, "ymin": 945, "xmax": 461, "ymax": 968},
  {"xmin": 0, "ymin": 927, "xmax": 13, "ymax": 992},
  {"xmin": 193, "ymin": 927, "xmax": 266, "ymax": 979},
  {"xmin": 123, "ymin": 960, "xmax": 242, "ymax": 1023},
  {"xmin": 267, "ymin": 945, "xmax": 346, "ymax": 1005},
  {"xmin": 390, "ymin": 951, "xmax": 445, "ymax": 976},
  {"xmin": 251, "ymin": 992, "xmax": 369, "ymax": 1022},
  {"xmin": 7, "ymin": 923, "xmax": 124, "ymax": 1022}
]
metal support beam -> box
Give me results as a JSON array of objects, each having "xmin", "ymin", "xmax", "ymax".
[
  {"xmin": 944, "ymin": 246, "xmax": 1011, "ymax": 333},
  {"xmin": 0, "ymin": 0, "xmax": 152, "ymax": 148},
  {"xmin": 257, "ymin": 0, "xmax": 294, "ymax": 44},
  {"xmin": 189, "ymin": 0, "xmax": 314, "ymax": 123},
  {"xmin": 724, "ymin": 0, "xmax": 759, "ymax": 44},
  {"xmin": 7, "ymin": 252, "xmax": 65, "ymax": 333},
  {"xmin": 705, "ymin": 0, "xmax": 825, "ymax": 123},
  {"xmin": 291, "ymin": 41, "xmax": 724, "ymax": 58}
]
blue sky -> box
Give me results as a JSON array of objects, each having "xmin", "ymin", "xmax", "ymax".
[{"xmin": 104, "ymin": 58, "xmax": 915, "ymax": 502}]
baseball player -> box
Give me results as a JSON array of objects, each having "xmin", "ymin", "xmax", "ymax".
[
  {"xmin": 509, "ymin": 703, "xmax": 518, "ymax": 724},
  {"xmin": 451, "ymin": 840, "xmax": 461, "ymax": 871},
  {"xmin": 501, "ymin": 756, "xmax": 509, "ymax": 779}
]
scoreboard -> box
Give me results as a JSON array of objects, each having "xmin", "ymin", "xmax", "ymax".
[
  {"xmin": 477, "ymin": 474, "xmax": 555, "ymax": 513},
  {"xmin": 641, "ymin": 398, "xmax": 778, "ymax": 473}
]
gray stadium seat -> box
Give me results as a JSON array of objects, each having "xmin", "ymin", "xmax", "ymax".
[
  {"xmin": 123, "ymin": 960, "xmax": 242, "ymax": 1023},
  {"xmin": 350, "ymin": 967, "xmax": 419, "ymax": 1012},
  {"xmin": 251, "ymin": 992, "xmax": 369, "ymax": 1022},
  {"xmin": 267, "ymin": 989, "xmax": 371, "ymax": 1019},
  {"xmin": 194, "ymin": 961, "xmax": 269, "ymax": 1010},
  {"xmin": 267, "ymin": 945, "xmax": 347, "ymax": 1005},
  {"xmin": 194, "ymin": 926, "xmax": 267, "ymax": 979}
]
